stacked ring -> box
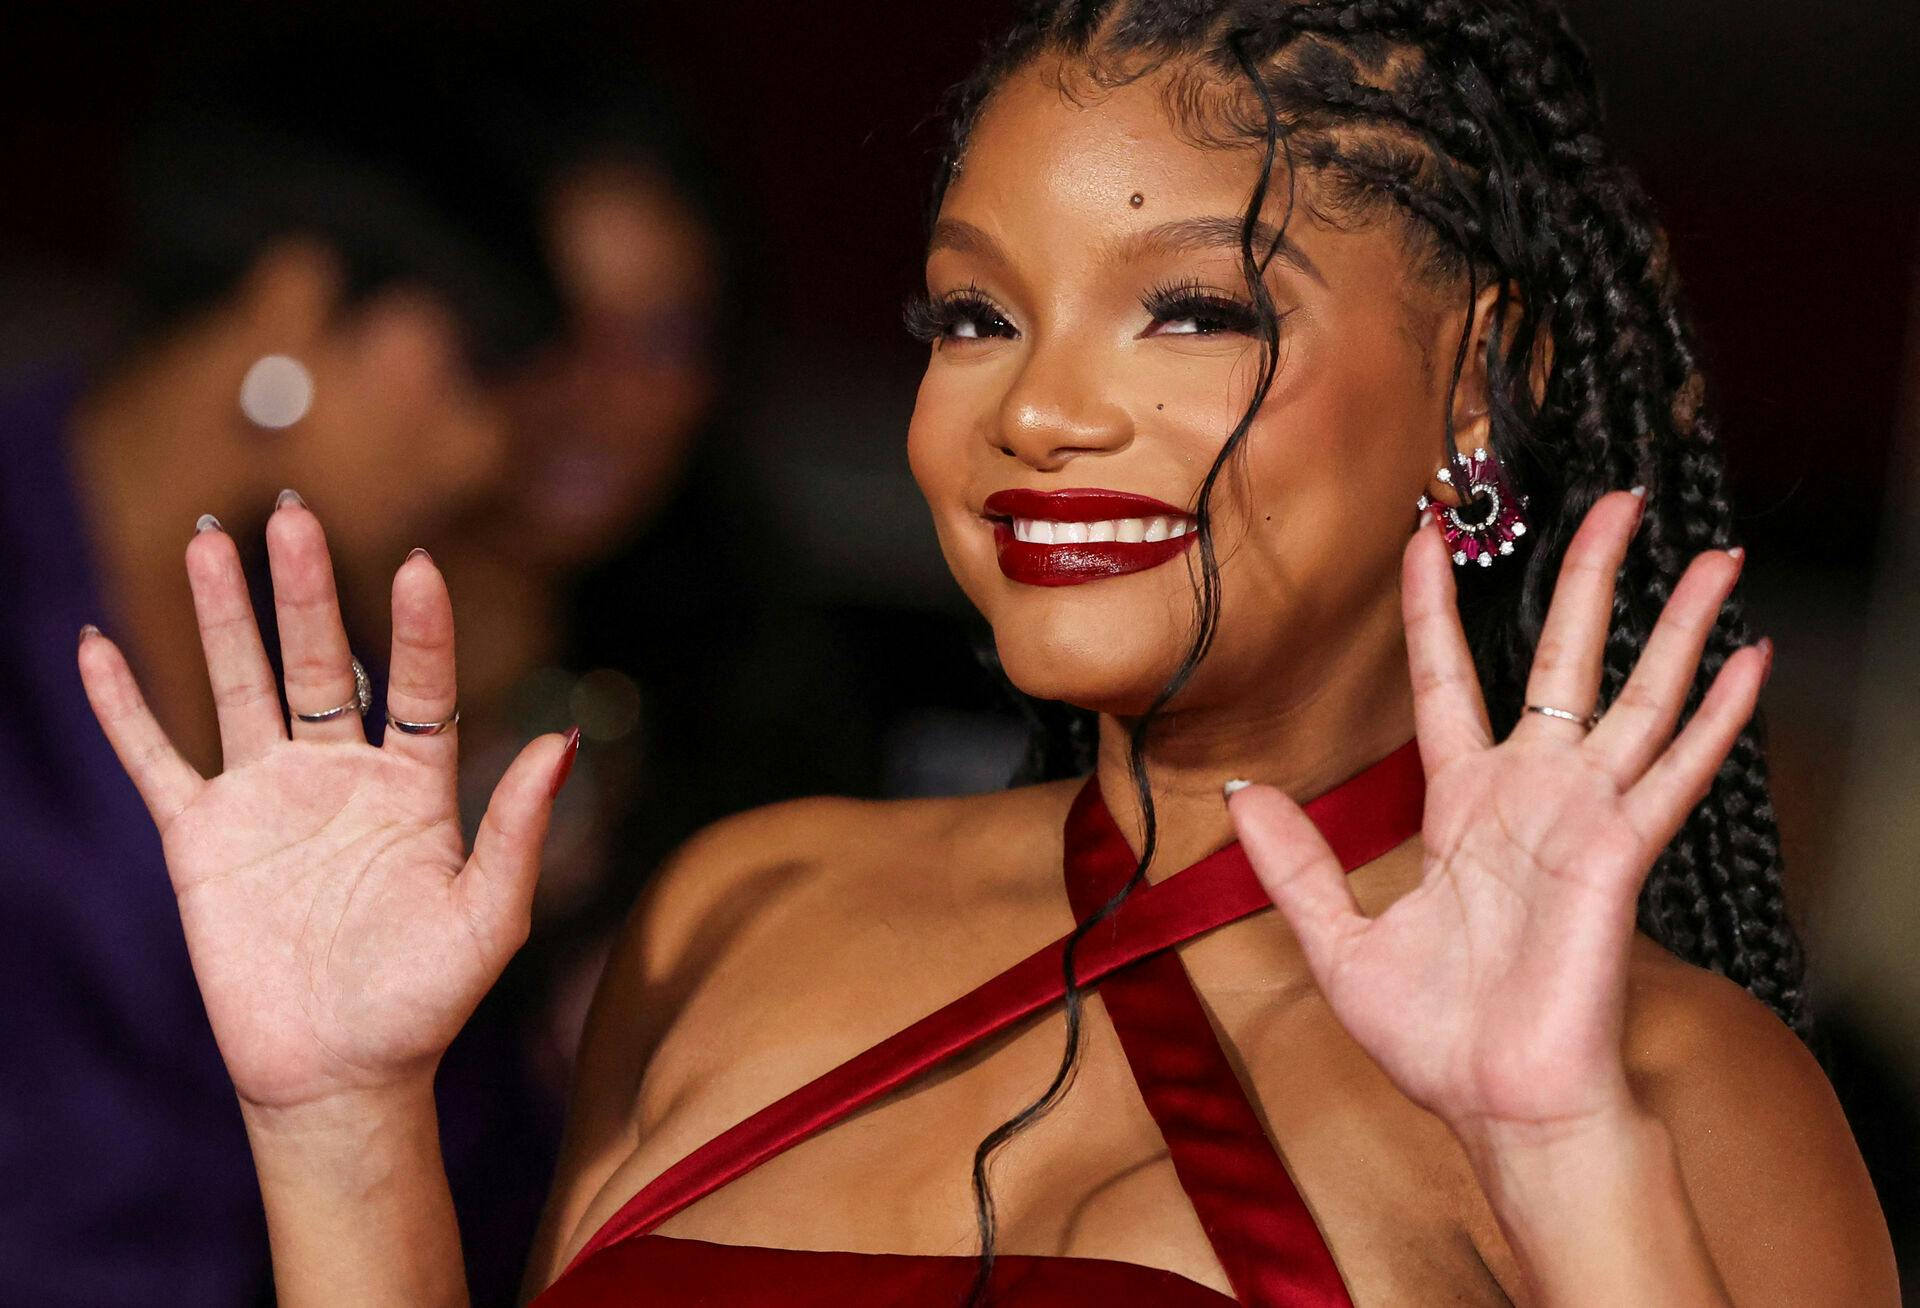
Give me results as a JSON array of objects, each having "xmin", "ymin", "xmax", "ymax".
[{"xmin": 293, "ymin": 657, "xmax": 373, "ymax": 724}]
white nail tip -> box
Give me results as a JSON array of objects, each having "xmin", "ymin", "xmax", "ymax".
[
  {"xmin": 1223, "ymin": 779, "xmax": 1254, "ymax": 797},
  {"xmin": 1629, "ymin": 485, "xmax": 1648, "ymax": 498}
]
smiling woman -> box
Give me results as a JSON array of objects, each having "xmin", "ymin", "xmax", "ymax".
[{"xmin": 71, "ymin": 2, "xmax": 1898, "ymax": 1307}]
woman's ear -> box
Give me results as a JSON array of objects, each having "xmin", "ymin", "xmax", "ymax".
[{"xmin": 1448, "ymin": 279, "xmax": 1552, "ymax": 455}]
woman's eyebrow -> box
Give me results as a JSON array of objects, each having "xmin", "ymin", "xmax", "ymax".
[
  {"xmin": 927, "ymin": 214, "xmax": 1323, "ymax": 284},
  {"xmin": 1106, "ymin": 216, "xmax": 1325, "ymax": 283}
]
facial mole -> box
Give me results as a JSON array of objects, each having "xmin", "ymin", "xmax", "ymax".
[
  {"xmin": 1129, "ymin": 192, "xmax": 1145, "ymax": 208},
  {"xmin": 1156, "ymin": 403, "xmax": 1165, "ymax": 410}
]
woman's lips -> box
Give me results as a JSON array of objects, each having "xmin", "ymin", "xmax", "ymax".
[{"xmin": 982, "ymin": 488, "xmax": 1199, "ymax": 588}]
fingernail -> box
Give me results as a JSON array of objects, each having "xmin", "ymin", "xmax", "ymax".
[
  {"xmin": 1224, "ymin": 778, "xmax": 1253, "ymax": 798},
  {"xmin": 406, "ymin": 547, "xmax": 431, "ymax": 564},
  {"xmin": 1629, "ymin": 485, "xmax": 1647, "ymax": 498},
  {"xmin": 1757, "ymin": 636, "xmax": 1775, "ymax": 687},
  {"xmin": 194, "ymin": 512, "xmax": 223, "ymax": 535},
  {"xmin": 548, "ymin": 726, "xmax": 582, "ymax": 800},
  {"xmin": 275, "ymin": 488, "xmax": 306, "ymax": 511},
  {"xmin": 1727, "ymin": 545, "xmax": 1746, "ymax": 573},
  {"xmin": 78, "ymin": 623, "xmax": 100, "ymax": 647}
]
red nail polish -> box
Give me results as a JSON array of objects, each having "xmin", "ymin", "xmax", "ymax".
[{"xmin": 548, "ymin": 727, "xmax": 582, "ymax": 799}]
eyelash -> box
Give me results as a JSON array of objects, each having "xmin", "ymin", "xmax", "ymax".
[{"xmin": 901, "ymin": 277, "xmax": 1263, "ymax": 345}]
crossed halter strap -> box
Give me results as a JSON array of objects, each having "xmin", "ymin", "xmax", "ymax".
[{"xmin": 547, "ymin": 739, "xmax": 1426, "ymax": 1306}]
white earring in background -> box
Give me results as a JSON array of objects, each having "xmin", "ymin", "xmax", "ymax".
[{"xmin": 239, "ymin": 355, "xmax": 314, "ymax": 429}]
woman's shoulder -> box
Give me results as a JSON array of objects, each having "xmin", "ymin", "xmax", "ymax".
[
  {"xmin": 1619, "ymin": 938, "xmax": 1899, "ymax": 1302},
  {"xmin": 576, "ymin": 779, "xmax": 1085, "ymax": 1110}
]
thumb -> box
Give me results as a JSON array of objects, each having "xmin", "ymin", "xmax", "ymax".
[
  {"xmin": 1228, "ymin": 782, "xmax": 1365, "ymax": 984},
  {"xmin": 459, "ymin": 728, "xmax": 580, "ymax": 958}
]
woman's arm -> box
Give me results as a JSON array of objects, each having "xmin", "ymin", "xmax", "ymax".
[
  {"xmin": 242, "ymin": 1082, "xmax": 467, "ymax": 1308},
  {"xmin": 77, "ymin": 501, "xmax": 572, "ymax": 1305},
  {"xmin": 1230, "ymin": 492, "xmax": 1897, "ymax": 1304}
]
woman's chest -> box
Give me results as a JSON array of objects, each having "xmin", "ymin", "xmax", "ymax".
[{"xmin": 601, "ymin": 931, "xmax": 1516, "ymax": 1304}]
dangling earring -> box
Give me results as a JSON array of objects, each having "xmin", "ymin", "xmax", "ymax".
[{"xmin": 1416, "ymin": 446, "xmax": 1530, "ymax": 568}]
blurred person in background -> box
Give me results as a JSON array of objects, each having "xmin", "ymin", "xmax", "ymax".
[
  {"xmin": 0, "ymin": 23, "xmax": 568, "ymax": 1305},
  {"xmin": 431, "ymin": 55, "xmax": 882, "ymax": 1093}
]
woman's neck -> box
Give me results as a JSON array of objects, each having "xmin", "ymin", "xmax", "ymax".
[{"xmin": 1092, "ymin": 612, "xmax": 1418, "ymax": 879}]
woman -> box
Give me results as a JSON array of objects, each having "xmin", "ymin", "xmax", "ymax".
[{"xmin": 75, "ymin": 1, "xmax": 1897, "ymax": 1304}]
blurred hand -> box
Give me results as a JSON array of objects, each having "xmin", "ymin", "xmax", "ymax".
[
  {"xmin": 1229, "ymin": 491, "xmax": 1768, "ymax": 1145},
  {"xmin": 77, "ymin": 496, "xmax": 576, "ymax": 1112}
]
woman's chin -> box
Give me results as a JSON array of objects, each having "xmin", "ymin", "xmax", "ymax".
[{"xmin": 992, "ymin": 638, "xmax": 1184, "ymax": 719}]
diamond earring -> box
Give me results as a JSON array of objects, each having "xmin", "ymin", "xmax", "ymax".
[{"xmin": 1417, "ymin": 447, "xmax": 1530, "ymax": 568}]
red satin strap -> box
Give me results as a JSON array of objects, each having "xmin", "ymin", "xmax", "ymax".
[
  {"xmin": 1066, "ymin": 762, "xmax": 1408, "ymax": 1307},
  {"xmin": 553, "ymin": 739, "xmax": 1426, "ymax": 1283}
]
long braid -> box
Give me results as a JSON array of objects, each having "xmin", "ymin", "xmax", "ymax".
[{"xmin": 919, "ymin": 2, "xmax": 1809, "ymax": 1299}]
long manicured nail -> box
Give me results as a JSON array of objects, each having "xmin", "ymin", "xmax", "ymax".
[
  {"xmin": 1757, "ymin": 637, "xmax": 1775, "ymax": 687},
  {"xmin": 1224, "ymin": 778, "xmax": 1253, "ymax": 798},
  {"xmin": 195, "ymin": 513, "xmax": 223, "ymax": 535},
  {"xmin": 406, "ymin": 547, "xmax": 431, "ymax": 564},
  {"xmin": 78, "ymin": 623, "xmax": 101, "ymax": 648},
  {"xmin": 548, "ymin": 726, "xmax": 582, "ymax": 799},
  {"xmin": 276, "ymin": 488, "xmax": 306, "ymax": 511}
]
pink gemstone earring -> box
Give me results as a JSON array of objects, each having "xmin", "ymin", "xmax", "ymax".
[{"xmin": 1416, "ymin": 447, "xmax": 1530, "ymax": 568}]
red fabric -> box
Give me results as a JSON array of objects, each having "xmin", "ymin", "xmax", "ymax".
[
  {"xmin": 1064, "ymin": 783, "xmax": 1355, "ymax": 1307},
  {"xmin": 533, "ymin": 739, "xmax": 1424, "ymax": 1305}
]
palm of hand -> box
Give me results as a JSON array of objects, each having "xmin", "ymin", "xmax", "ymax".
[
  {"xmin": 1232, "ymin": 493, "xmax": 1768, "ymax": 1136},
  {"xmin": 77, "ymin": 502, "xmax": 570, "ymax": 1113},
  {"xmin": 1320, "ymin": 743, "xmax": 1646, "ymax": 1129},
  {"xmin": 164, "ymin": 742, "xmax": 484, "ymax": 1108}
]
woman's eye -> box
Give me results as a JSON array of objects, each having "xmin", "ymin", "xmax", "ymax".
[
  {"xmin": 903, "ymin": 289, "xmax": 1016, "ymax": 346},
  {"xmin": 1140, "ymin": 278, "xmax": 1261, "ymax": 337}
]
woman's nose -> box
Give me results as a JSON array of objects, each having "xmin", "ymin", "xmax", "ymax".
[{"xmin": 993, "ymin": 342, "xmax": 1134, "ymax": 471}]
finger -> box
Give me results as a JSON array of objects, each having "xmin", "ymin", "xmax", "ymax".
[
  {"xmin": 1228, "ymin": 783, "xmax": 1365, "ymax": 984},
  {"xmin": 76, "ymin": 626, "xmax": 203, "ymax": 827},
  {"xmin": 1620, "ymin": 640, "xmax": 1770, "ymax": 851},
  {"xmin": 382, "ymin": 548, "xmax": 459, "ymax": 773},
  {"xmin": 266, "ymin": 491, "xmax": 365, "ymax": 744},
  {"xmin": 1401, "ymin": 513, "xmax": 1493, "ymax": 777},
  {"xmin": 1520, "ymin": 488, "xmax": 1645, "ymax": 740},
  {"xmin": 459, "ymin": 729, "xmax": 580, "ymax": 961},
  {"xmin": 185, "ymin": 517, "xmax": 287, "ymax": 768},
  {"xmin": 1585, "ymin": 547, "xmax": 1744, "ymax": 786}
]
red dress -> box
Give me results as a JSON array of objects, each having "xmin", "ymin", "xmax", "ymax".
[{"xmin": 532, "ymin": 741, "xmax": 1426, "ymax": 1306}]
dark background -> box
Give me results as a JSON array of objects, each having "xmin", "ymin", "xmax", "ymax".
[{"xmin": 4, "ymin": 0, "xmax": 1917, "ymax": 1293}]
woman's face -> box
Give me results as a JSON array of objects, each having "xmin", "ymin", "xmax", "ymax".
[{"xmin": 907, "ymin": 56, "xmax": 1468, "ymax": 721}]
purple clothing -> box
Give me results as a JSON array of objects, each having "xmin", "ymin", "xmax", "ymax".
[{"xmin": 0, "ymin": 367, "xmax": 557, "ymax": 1305}]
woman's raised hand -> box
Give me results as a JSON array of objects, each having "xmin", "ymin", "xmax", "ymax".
[
  {"xmin": 1228, "ymin": 490, "xmax": 1769, "ymax": 1147},
  {"xmin": 77, "ymin": 495, "xmax": 576, "ymax": 1113}
]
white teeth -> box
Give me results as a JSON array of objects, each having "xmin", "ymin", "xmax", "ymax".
[{"xmin": 1009, "ymin": 515, "xmax": 1196, "ymax": 544}]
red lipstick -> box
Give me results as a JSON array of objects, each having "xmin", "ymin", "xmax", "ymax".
[{"xmin": 982, "ymin": 488, "xmax": 1199, "ymax": 588}]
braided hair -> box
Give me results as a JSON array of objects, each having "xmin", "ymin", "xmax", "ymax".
[{"xmin": 911, "ymin": 3, "xmax": 1810, "ymax": 1300}]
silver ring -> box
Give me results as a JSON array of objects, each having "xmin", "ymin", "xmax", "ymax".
[
  {"xmin": 293, "ymin": 656, "xmax": 372, "ymax": 723},
  {"xmin": 1526, "ymin": 703, "xmax": 1601, "ymax": 730},
  {"xmin": 387, "ymin": 707, "xmax": 460, "ymax": 737}
]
